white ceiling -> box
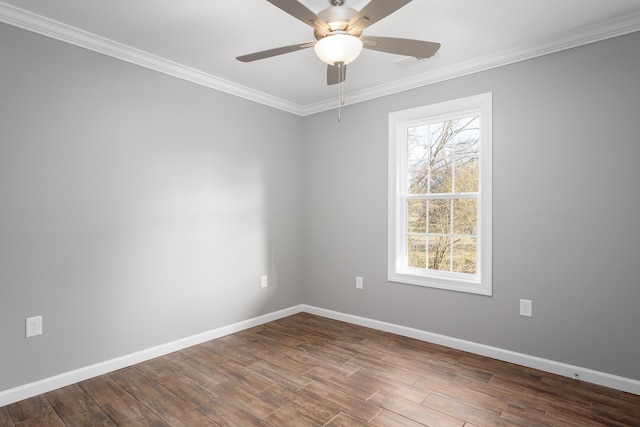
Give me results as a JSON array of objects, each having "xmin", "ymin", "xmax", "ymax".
[{"xmin": 2, "ymin": 0, "xmax": 640, "ymax": 115}]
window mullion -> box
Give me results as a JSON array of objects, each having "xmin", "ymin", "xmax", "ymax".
[
  {"xmin": 449, "ymin": 198, "xmax": 454, "ymax": 272},
  {"xmin": 406, "ymin": 193, "xmax": 478, "ymax": 200}
]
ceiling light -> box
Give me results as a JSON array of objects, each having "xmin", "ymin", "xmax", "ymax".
[{"xmin": 314, "ymin": 33, "xmax": 363, "ymax": 66}]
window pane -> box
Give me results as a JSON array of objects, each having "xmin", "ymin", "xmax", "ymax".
[
  {"xmin": 428, "ymin": 199, "xmax": 450, "ymax": 234},
  {"xmin": 453, "ymin": 116, "xmax": 480, "ymax": 156},
  {"xmin": 453, "ymin": 237, "xmax": 477, "ymax": 274},
  {"xmin": 453, "ymin": 116, "xmax": 480, "ymax": 192},
  {"xmin": 453, "ymin": 199, "xmax": 477, "ymax": 235},
  {"xmin": 407, "ymin": 199, "xmax": 426, "ymax": 233},
  {"xmin": 429, "ymin": 121, "xmax": 449, "ymax": 158},
  {"xmin": 407, "ymin": 234, "xmax": 426, "ymax": 268},
  {"xmin": 407, "ymin": 126, "xmax": 429, "ymax": 194},
  {"xmin": 428, "ymin": 236, "xmax": 451, "ymax": 271},
  {"xmin": 429, "ymin": 156, "xmax": 452, "ymax": 193},
  {"xmin": 454, "ymin": 154, "xmax": 479, "ymax": 193}
]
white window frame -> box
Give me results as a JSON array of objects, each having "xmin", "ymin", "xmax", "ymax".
[{"xmin": 388, "ymin": 93, "xmax": 492, "ymax": 295}]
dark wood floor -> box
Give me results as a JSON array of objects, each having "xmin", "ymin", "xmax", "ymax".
[{"xmin": 2, "ymin": 313, "xmax": 639, "ymax": 426}]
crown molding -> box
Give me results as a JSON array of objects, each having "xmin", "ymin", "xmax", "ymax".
[
  {"xmin": 302, "ymin": 12, "xmax": 640, "ymax": 115},
  {"xmin": 0, "ymin": 2, "xmax": 307, "ymax": 116},
  {"xmin": 2, "ymin": 2, "xmax": 640, "ymax": 117}
]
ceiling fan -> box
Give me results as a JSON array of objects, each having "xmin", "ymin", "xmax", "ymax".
[{"xmin": 236, "ymin": 0, "xmax": 441, "ymax": 85}]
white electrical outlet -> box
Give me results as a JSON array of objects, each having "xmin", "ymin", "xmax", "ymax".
[
  {"xmin": 261, "ymin": 275, "xmax": 268, "ymax": 288},
  {"xmin": 519, "ymin": 299, "xmax": 532, "ymax": 317},
  {"xmin": 356, "ymin": 276, "xmax": 363, "ymax": 290},
  {"xmin": 26, "ymin": 315, "xmax": 42, "ymax": 338}
]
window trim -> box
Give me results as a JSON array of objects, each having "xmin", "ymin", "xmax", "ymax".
[{"xmin": 388, "ymin": 93, "xmax": 493, "ymax": 295}]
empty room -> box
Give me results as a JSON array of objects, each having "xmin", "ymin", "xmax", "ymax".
[{"xmin": 1, "ymin": 0, "xmax": 640, "ymax": 425}]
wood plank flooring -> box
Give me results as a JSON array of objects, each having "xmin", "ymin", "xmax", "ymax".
[{"xmin": 2, "ymin": 313, "xmax": 639, "ymax": 426}]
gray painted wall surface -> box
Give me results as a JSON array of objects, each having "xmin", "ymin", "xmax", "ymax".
[
  {"xmin": 0, "ymin": 23, "xmax": 303, "ymax": 391},
  {"xmin": 302, "ymin": 31, "xmax": 640, "ymax": 381}
]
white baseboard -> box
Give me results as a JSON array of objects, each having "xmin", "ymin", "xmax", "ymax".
[
  {"xmin": 2, "ymin": 303, "xmax": 638, "ymax": 407},
  {"xmin": 0, "ymin": 305, "xmax": 304, "ymax": 407},
  {"xmin": 302, "ymin": 305, "xmax": 640, "ymax": 396}
]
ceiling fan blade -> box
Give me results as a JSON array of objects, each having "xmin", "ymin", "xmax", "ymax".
[
  {"xmin": 236, "ymin": 42, "xmax": 315, "ymax": 62},
  {"xmin": 266, "ymin": 0, "xmax": 329, "ymax": 35},
  {"xmin": 362, "ymin": 36, "xmax": 440, "ymax": 58},
  {"xmin": 347, "ymin": 0, "xmax": 412, "ymax": 35},
  {"xmin": 327, "ymin": 64, "xmax": 347, "ymax": 85}
]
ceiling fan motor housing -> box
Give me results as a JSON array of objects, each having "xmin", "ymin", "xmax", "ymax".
[{"xmin": 316, "ymin": 6, "xmax": 358, "ymax": 37}]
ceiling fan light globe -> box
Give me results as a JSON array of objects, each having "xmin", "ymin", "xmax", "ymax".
[{"xmin": 314, "ymin": 34, "xmax": 363, "ymax": 65}]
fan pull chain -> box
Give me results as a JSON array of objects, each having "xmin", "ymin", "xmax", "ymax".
[{"xmin": 337, "ymin": 62, "xmax": 345, "ymax": 123}]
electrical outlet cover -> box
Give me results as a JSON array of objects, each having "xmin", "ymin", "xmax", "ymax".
[
  {"xmin": 26, "ymin": 315, "xmax": 42, "ymax": 337},
  {"xmin": 519, "ymin": 299, "xmax": 532, "ymax": 317}
]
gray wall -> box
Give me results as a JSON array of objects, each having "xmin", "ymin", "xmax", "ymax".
[
  {"xmin": 0, "ymin": 23, "xmax": 303, "ymax": 391},
  {"xmin": 302, "ymin": 31, "xmax": 640, "ymax": 381}
]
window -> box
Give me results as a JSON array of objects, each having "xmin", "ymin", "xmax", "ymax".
[{"xmin": 388, "ymin": 93, "xmax": 492, "ymax": 295}]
